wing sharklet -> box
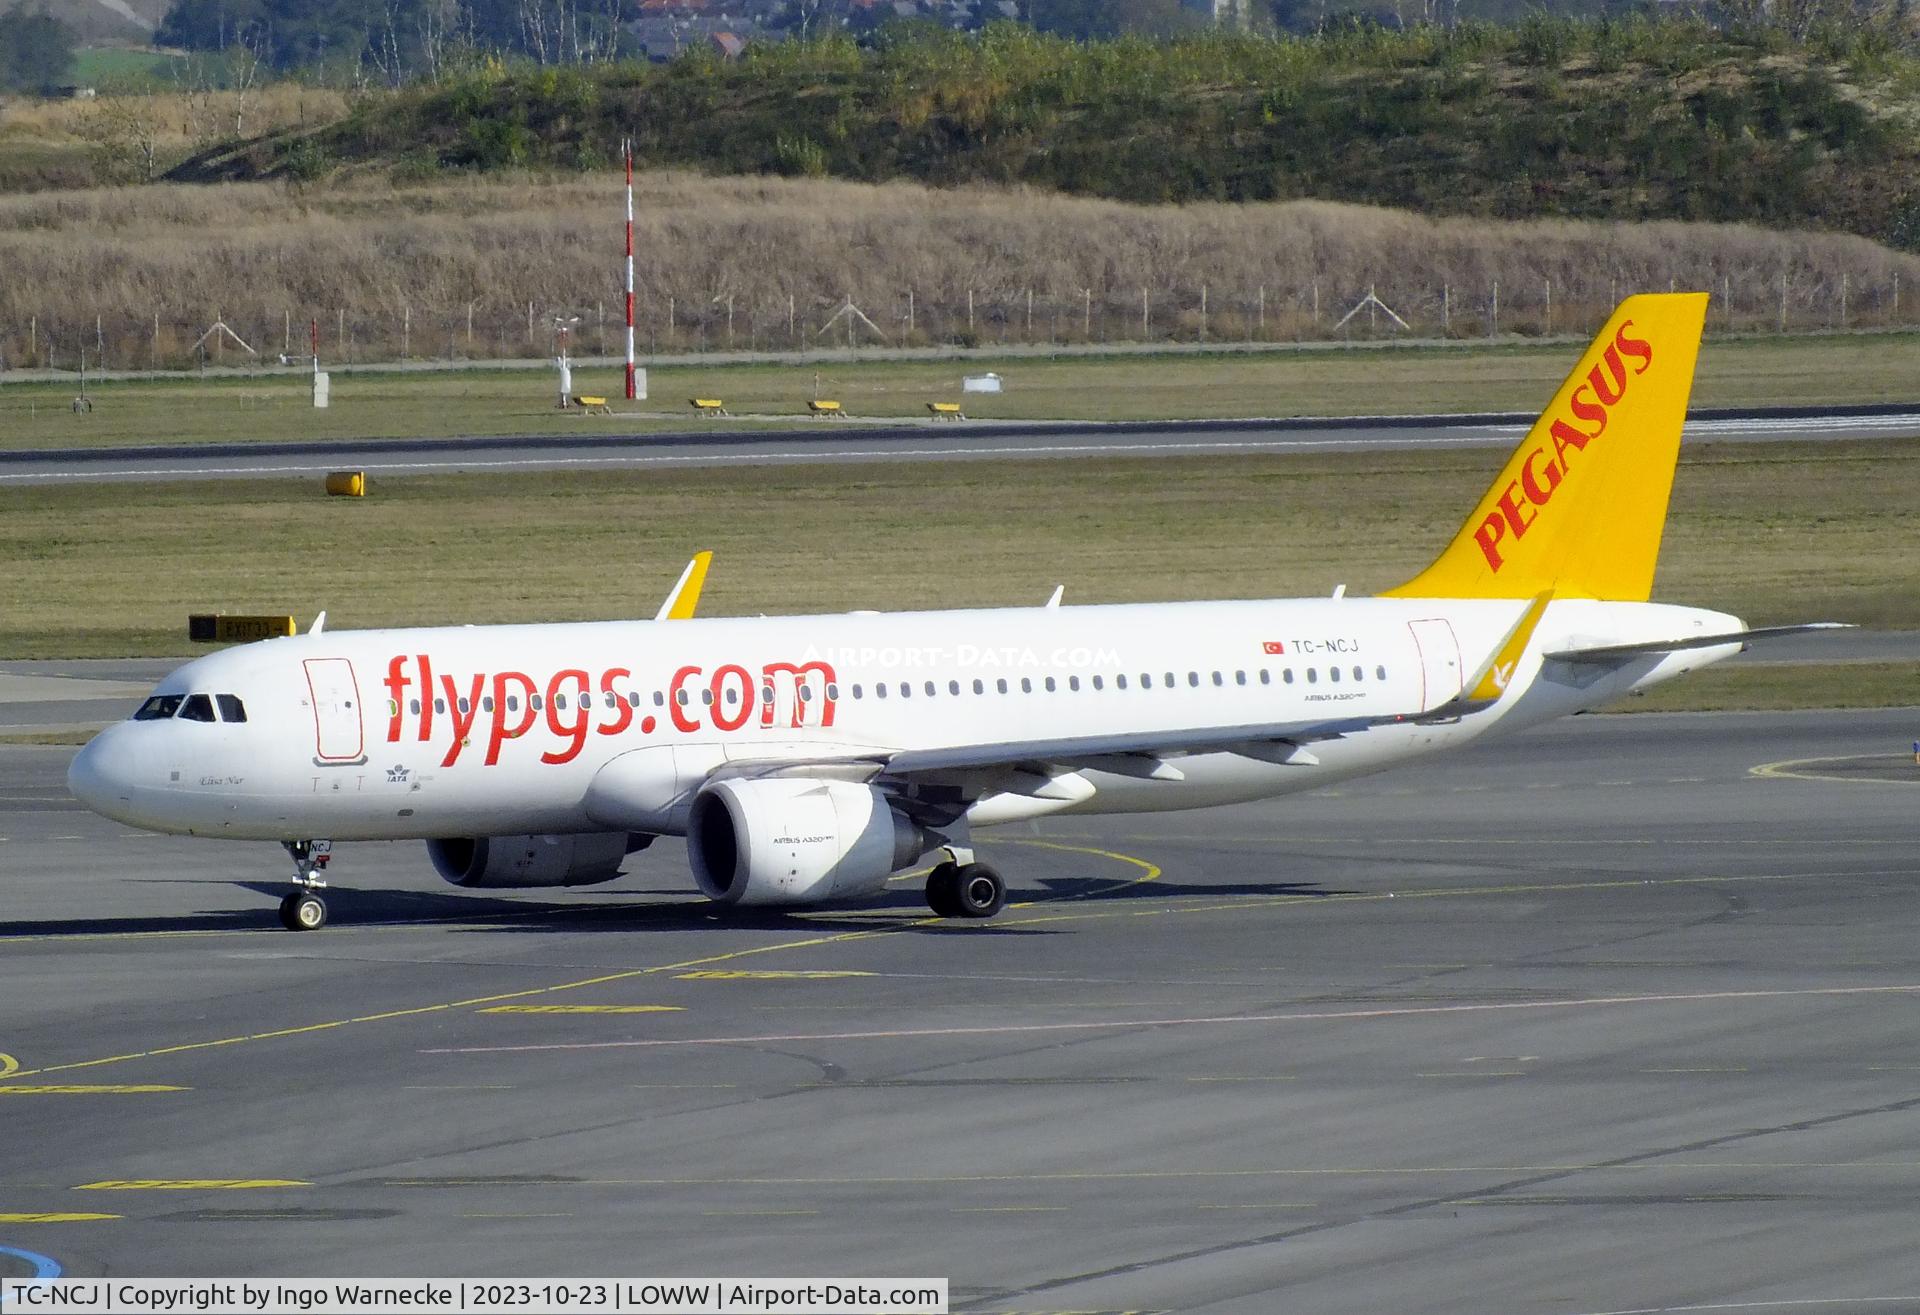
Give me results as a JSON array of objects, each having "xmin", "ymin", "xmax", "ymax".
[{"xmin": 655, "ymin": 551, "xmax": 713, "ymax": 622}]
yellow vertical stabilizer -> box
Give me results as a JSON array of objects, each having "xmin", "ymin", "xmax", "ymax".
[{"xmin": 1384, "ymin": 293, "xmax": 1709, "ymax": 602}]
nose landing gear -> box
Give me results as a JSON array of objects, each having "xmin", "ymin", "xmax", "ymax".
[{"xmin": 278, "ymin": 839, "xmax": 333, "ymax": 931}]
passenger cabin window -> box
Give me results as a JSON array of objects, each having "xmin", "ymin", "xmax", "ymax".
[
  {"xmin": 179, "ymin": 693, "xmax": 216, "ymax": 723},
  {"xmin": 135, "ymin": 694, "xmax": 184, "ymax": 721},
  {"xmin": 216, "ymin": 694, "xmax": 248, "ymax": 723}
]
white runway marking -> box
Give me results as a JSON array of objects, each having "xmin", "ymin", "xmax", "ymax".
[{"xmin": 423, "ymin": 982, "xmax": 1920, "ymax": 1056}]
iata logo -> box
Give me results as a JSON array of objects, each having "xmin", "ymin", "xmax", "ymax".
[{"xmin": 1474, "ymin": 321, "xmax": 1654, "ymax": 572}]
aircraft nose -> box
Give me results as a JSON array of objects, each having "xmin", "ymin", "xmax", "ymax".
[{"xmin": 67, "ymin": 725, "xmax": 137, "ymax": 818}]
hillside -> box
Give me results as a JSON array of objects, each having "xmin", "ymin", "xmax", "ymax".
[
  {"xmin": 3, "ymin": 173, "xmax": 1916, "ymax": 372},
  {"xmin": 176, "ymin": 22, "xmax": 1920, "ymax": 252},
  {"xmin": 12, "ymin": 0, "xmax": 162, "ymax": 43}
]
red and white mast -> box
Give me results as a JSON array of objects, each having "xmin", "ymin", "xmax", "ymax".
[{"xmin": 623, "ymin": 138, "xmax": 637, "ymax": 401}]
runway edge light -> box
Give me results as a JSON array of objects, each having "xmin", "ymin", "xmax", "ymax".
[{"xmin": 325, "ymin": 470, "xmax": 366, "ymax": 497}]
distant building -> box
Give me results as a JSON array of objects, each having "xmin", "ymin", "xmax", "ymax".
[
  {"xmin": 710, "ymin": 30, "xmax": 746, "ymax": 56},
  {"xmin": 1182, "ymin": 0, "xmax": 1251, "ymax": 25}
]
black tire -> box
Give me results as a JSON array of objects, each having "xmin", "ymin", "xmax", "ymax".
[
  {"xmin": 280, "ymin": 891, "xmax": 328, "ymax": 931},
  {"xmin": 925, "ymin": 862, "xmax": 960, "ymax": 918},
  {"xmin": 953, "ymin": 863, "xmax": 1005, "ymax": 919}
]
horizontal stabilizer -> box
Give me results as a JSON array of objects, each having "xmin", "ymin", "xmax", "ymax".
[{"xmin": 1543, "ymin": 622, "xmax": 1854, "ymax": 665}]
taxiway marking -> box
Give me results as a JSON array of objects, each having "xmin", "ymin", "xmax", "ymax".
[
  {"xmin": 0, "ymin": 839, "xmax": 1148, "ymax": 1083},
  {"xmin": 73, "ymin": 1180, "xmax": 309, "ymax": 1191},
  {"xmin": 427, "ymin": 983, "xmax": 1920, "ymax": 1057},
  {"xmin": 0, "ymin": 1085, "xmax": 186, "ymax": 1095},
  {"xmin": 478, "ymin": 1006, "xmax": 682, "ymax": 1015},
  {"xmin": 0, "ymin": 1214, "xmax": 118, "ymax": 1224},
  {"xmin": 0, "ymin": 1244, "xmax": 63, "ymax": 1277},
  {"xmin": 1750, "ymin": 754, "xmax": 1920, "ymax": 785},
  {"xmin": 0, "ymin": 863, "xmax": 1851, "ymax": 1087},
  {"xmin": 675, "ymin": 971, "xmax": 872, "ymax": 980}
]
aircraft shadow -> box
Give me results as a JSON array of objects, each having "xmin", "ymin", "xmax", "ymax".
[{"xmin": 0, "ymin": 876, "xmax": 1353, "ymax": 941}]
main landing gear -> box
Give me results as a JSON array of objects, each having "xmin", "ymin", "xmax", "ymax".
[
  {"xmin": 925, "ymin": 847, "xmax": 1006, "ymax": 920},
  {"xmin": 278, "ymin": 839, "xmax": 333, "ymax": 931}
]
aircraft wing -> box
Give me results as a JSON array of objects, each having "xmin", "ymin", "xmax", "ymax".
[
  {"xmin": 1542, "ymin": 622, "xmax": 1854, "ymax": 665},
  {"xmin": 878, "ymin": 716, "xmax": 1381, "ymax": 776},
  {"xmin": 715, "ymin": 715, "xmax": 1389, "ymax": 791}
]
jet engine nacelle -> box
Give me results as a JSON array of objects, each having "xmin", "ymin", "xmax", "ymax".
[
  {"xmin": 427, "ymin": 832, "xmax": 650, "ymax": 888},
  {"xmin": 687, "ymin": 778, "xmax": 930, "ymax": 906}
]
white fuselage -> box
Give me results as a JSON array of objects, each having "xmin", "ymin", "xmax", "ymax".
[{"xmin": 69, "ymin": 595, "xmax": 1742, "ymax": 844}]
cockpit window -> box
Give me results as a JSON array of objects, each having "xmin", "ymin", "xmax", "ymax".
[
  {"xmin": 134, "ymin": 694, "xmax": 184, "ymax": 721},
  {"xmin": 216, "ymin": 694, "xmax": 247, "ymax": 723},
  {"xmin": 179, "ymin": 693, "xmax": 217, "ymax": 722}
]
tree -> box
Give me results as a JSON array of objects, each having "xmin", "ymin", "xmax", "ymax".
[
  {"xmin": 0, "ymin": 5, "xmax": 77, "ymax": 92},
  {"xmin": 81, "ymin": 94, "xmax": 168, "ymax": 181}
]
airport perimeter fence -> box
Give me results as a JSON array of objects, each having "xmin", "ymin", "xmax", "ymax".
[{"xmin": 1, "ymin": 272, "xmax": 1913, "ymax": 374}]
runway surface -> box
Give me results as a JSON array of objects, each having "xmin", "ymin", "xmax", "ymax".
[
  {"xmin": 4, "ymin": 707, "xmax": 1920, "ymax": 1312},
  {"xmin": 3, "ymin": 405, "xmax": 1918, "ymax": 484}
]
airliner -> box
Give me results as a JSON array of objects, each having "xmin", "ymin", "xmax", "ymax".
[{"xmin": 67, "ymin": 294, "xmax": 1840, "ymax": 930}]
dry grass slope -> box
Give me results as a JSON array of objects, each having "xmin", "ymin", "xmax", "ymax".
[{"xmin": 2, "ymin": 172, "xmax": 1917, "ymax": 366}]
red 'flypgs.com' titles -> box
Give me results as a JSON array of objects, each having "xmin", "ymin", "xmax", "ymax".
[{"xmin": 380, "ymin": 656, "xmax": 838, "ymax": 768}]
